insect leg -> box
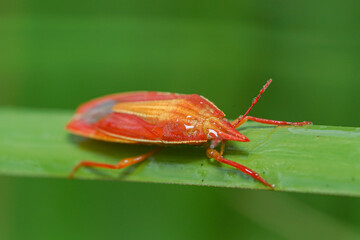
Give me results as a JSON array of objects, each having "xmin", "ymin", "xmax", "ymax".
[
  {"xmin": 220, "ymin": 141, "xmax": 226, "ymax": 155},
  {"xmin": 231, "ymin": 116, "xmax": 312, "ymax": 128},
  {"xmin": 206, "ymin": 147, "xmax": 274, "ymax": 188},
  {"xmin": 69, "ymin": 147, "xmax": 162, "ymax": 178}
]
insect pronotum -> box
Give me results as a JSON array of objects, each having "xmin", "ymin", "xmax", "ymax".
[{"xmin": 66, "ymin": 79, "xmax": 312, "ymax": 188}]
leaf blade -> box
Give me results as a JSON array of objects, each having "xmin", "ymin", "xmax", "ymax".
[{"xmin": 1, "ymin": 107, "xmax": 359, "ymax": 196}]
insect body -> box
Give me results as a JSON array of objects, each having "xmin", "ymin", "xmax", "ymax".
[{"xmin": 67, "ymin": 79, "xmax": 312, "ymax": 188}]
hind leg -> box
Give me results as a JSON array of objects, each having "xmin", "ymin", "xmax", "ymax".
[{"xmin": 69, "ymin": 147, "xmax": 162, "ymax": 178}]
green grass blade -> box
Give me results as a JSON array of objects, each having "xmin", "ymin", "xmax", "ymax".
[{"xmin": 1, "ymin": 107, "xmax": 359, "ymax": 196}]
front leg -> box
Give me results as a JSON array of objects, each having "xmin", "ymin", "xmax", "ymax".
[{"xmin": 205, "ymin": 146, "xmax": 274, "ymax": 188}]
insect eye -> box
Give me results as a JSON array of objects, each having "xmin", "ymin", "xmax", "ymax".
[{"xmin": 207, "ymin": 129, "xmax": 218, "ymax": 139}]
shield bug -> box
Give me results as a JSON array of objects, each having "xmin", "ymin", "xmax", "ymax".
[{"xmin": 66, "ymin": 79, "xmax": 312, "ymax": 188}]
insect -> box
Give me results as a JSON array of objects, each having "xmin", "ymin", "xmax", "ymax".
[{"xmin": 66, "ymin": 79, "xmax": 312, "ymax": 188}]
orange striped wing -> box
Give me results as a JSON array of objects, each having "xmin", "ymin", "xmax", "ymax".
[{"xmin": 66, "ymin": 92, "xmax": 225, "ymax": 144}]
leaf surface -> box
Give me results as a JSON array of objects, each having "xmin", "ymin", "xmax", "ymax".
[{"xmin": 1, "ymin": 107, "xmax": 359, "ymax": 196}]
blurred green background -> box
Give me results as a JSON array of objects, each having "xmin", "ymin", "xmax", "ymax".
[{"xmin": 1, "ymin": 0, "xmax": 360, "ymax": 239}]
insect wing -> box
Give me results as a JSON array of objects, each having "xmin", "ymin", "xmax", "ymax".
[
  {"xmin": 93, "ymin": 112, "xmax": 161, "ymax": 143},
  {"xmin": 66, "ymin": 92, "xmax": 188, "ymax": 143},
  {"xmin": 66, "ymin": 91, "xmax": 225, "ymax": 144}
]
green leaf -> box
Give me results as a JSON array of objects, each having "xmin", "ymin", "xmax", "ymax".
[{"xmin": 1, "ymin": 107, "xmax": 359, "ymax": 196}]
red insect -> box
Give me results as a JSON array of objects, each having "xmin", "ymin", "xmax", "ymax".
[{"xmin": 66, "ymin": 79, "xmax": 312, "ymax": 188}]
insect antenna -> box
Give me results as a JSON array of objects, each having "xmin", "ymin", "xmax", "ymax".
[{"xmin": 232, "ymin": 79, "xmax": 272, "ymax": 128}]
